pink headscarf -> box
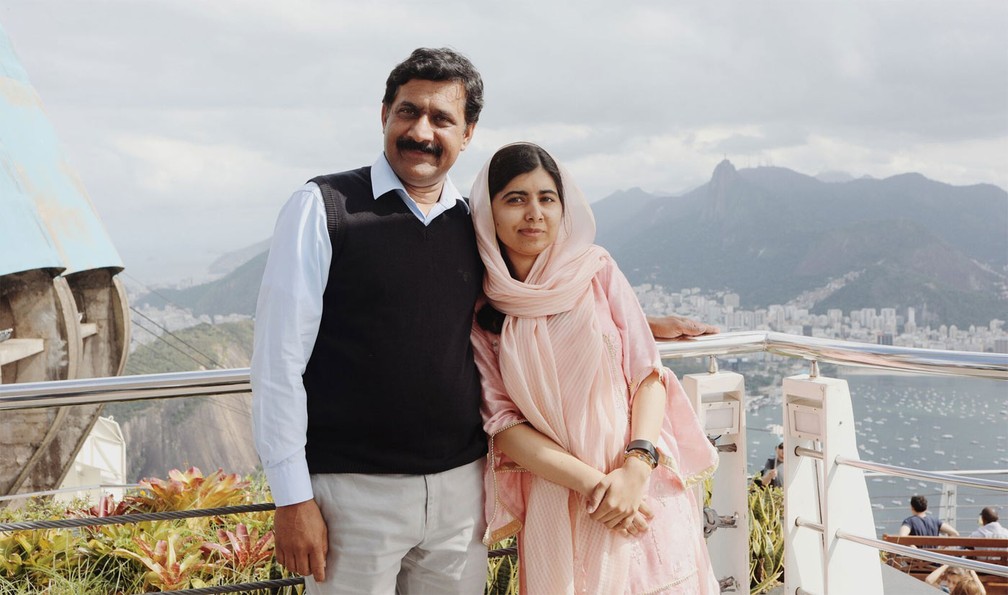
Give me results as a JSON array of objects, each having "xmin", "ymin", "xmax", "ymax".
[{"xmin": 471, "ymin": 146, "xmax": 624, "ymax": 468}]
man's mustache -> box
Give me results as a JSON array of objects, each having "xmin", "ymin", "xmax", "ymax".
[{"xmin": 397, "ymin": 137, "xmax": 443, "ymax": 159}]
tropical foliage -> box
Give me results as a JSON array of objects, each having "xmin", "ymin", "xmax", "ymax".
[
  {"xmin": 485, "ymin": 537, "xmax": 518, "ymax": 595},
  {"xmin": 0, "ymin": 467, "xmax": 292, "ymax": 594},
  {"xmin": 749, "ymin": 484, "xmax": 785, "ymax": 593},
  {"xmin": 0, "ymin": 467, "xmax": 784, "ymax": 594}
]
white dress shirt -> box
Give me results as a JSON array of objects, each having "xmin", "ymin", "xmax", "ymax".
[
  {"xmin": 250, "ymin": 154, "xmax": 469, "ymax": 506},
  {"xmin": 971, "ymin": 521, "xmax": 1008, "ymax": 538}
]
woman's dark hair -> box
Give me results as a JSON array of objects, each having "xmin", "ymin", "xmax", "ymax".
[
  {"xmin": 476, "ymin": 303, "xmax": 505, "ymax": 335},
  {"xmin": 383, "ymin": 48, "xmax": 484, "ymax": 125},
  {"xmin": 487, "ymin": 143, "xmax": 564, "ymax": 202}
]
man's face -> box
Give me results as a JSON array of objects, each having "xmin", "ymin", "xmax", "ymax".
[
  {"xmin": 776, "ymin": 446, "xmax": 784, "ymax": 462},
  {"xmin": 381, "ymin": 79, "xmax": 474, "ymax": 192}
]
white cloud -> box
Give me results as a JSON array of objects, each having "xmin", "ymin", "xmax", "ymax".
[{"xmin": 1, "ymin": 1, "xmax": 1005, "ymax": 282}]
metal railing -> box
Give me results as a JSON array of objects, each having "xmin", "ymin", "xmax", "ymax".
[
  {"xmin": 2, "ymin": 331, "xmax": 1006, "ymax": 594},
  {"xmin": 1, "ymin": 332, "xmax": 1005, "ymax": 411},
  {"xmin": 0, "ymin": 367, "xmax": 250, "ymax": 410},
  {"xmin": 655, "ymin": 330, "xmax": 1008, "ymax": 379},
  {"xmin": 792, "ymin": 447, "xmax": 1008, "ymax": 580},
  {"xmin": 795, "ymin": 514, "xmax": 1008, "ymax": 578},
  {"xmin": 796, "ymin": 446, "xmax": 1008, "ymax": 492}
]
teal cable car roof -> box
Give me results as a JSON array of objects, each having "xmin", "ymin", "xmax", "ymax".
[{"xmin": 0, "ymin": 23, "xmax": 122, "ymax": 278}]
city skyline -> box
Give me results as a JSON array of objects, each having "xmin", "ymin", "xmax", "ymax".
[{"xmin": 635, "ymin": 283, "xmax": 1008, "ymax": 354}]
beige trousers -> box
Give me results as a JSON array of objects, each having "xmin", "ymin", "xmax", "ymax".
[{"xmin": 304, "ymin": 458, "xmax": 487, "ymax": 594}]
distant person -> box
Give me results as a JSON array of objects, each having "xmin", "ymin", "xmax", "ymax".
[
  {"xmin": 926, "ymin": 564, "xmax": 970, "ymax": 593},
  {"xmin": 760, "ymin": 442, "xmax": 785, "ymax": 488},
  {"xmin": 899, "ymin": 495, "xmax": 959, "ymax": 536},
  {"xmin": 970, "ymin": 506, "xmax": 1008, "ymax": 538},
  {"xmin": 949, "ymin": 576, "xmax": 987, "ymax": 595}
]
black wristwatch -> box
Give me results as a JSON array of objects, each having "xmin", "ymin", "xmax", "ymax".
[{"xmin": 625, "ymin": 439, "xmax": 659, "ymax": 469}]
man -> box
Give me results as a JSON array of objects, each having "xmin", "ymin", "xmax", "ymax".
[
  {"xmin": 899, "ymin": 495, "xmax": 959, "ymax": 537},
  {"xmin": 761, "ymin": 442, "xmax": 785, "ymax": 488},
  {"xmin": 252, "ymin": 48, "xmax": 488, "ymax": 593},
  {"xmin": 970, "ymin": 506, "xmax": 1008, "ymax": 538},
  {"xmin": 252, "ymin": 47, "xmax": 717, "ymax": 593}
]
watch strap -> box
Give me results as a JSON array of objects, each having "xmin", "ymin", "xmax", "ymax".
[{"xmin": 625, "ymin": 439, "xmax": 659, "ymax": 468}]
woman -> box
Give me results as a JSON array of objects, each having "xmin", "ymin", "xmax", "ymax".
[
  {"xmin": 950, "ymin": 577, "xmax": 987, "ymax": 595},
  {"xmin": 470, "ymin": 143, "xmax": 719, "ymax": 594},
  {"xmin": 927, "ymin": 565, "xmax": 970, "ymax": 593}
]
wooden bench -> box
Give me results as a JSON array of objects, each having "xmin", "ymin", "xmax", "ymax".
[{"xmin": 882, "ymin": 535, "xmax": 1008, "ymax": 594}]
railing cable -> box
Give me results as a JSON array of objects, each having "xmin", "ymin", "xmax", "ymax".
[
  {"xmin": 0, "ymin": 503, "xmax": 275, "ymax": 533},
  {"xmin": 795, "ymin": 446, "xmax": 1008, "ymax": 491},
  {"xmin": 129, "ymin": 307, "xmax": 222, "ymax": 369},
  {"xmin": 147, "ymin": 577, "xmax": 304, "ymax": 595},
  {"xmin": 834, "ymin": 529, "xmax": 1008, "ymax": 578}
]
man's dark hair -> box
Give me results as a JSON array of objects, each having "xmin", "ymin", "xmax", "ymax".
[
  {"xmin": 383, "ymin": 48, "xmax": 484, "ymax": 125},
  {"xmin": 981, "ymin": 506, "xmax": 999, "ymax": 525},
  {"xmin": 777, "ymin": 443, "xmax": 784, "ymax": 450},
  {"xmin": 910, "ymin": 495, "xmax": 928, "ymax": 513}
]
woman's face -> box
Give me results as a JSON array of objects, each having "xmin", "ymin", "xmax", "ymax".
[{"xmin": 491, "ymin": 166, "xmax": 563, "ymax": 281}]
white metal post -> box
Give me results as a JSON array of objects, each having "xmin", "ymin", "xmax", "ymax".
[
  {"xmin": 683, "ymin": 369, "xmax": 749, "ymax": 593},
  {"xmin": 784, "ymin": 373, "xmax": 882, "ymax": 595},
  {"xmin": 939, "ymin": 482, "xmax": 957, "ymax": 527}
]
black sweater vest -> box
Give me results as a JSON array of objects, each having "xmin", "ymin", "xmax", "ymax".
[{"xmin": 302, "ymin": 167, "xmax": 486, "ymax": 474}]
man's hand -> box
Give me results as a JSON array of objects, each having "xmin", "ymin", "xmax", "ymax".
[
  {"xmin": 648, "ymin": 315, "xmax": 719, "ymax": 340},
  {"xmin": 586, "ymin": 458, "xmax": 652, "ymax": 533},
  {"xmin": 273, "ymin": 499, "xmax": 328, "ymax": 582}
]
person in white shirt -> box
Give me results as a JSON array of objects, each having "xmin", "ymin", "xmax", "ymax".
[
  {"xmin": 252, "ymin": 47, "xmax": 488, "ymax": 594},
  {"xmin": 971, "ymin": 507, "xmax": 1008, "ymax": 539}
]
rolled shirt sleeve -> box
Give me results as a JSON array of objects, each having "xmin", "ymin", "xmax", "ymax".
[{"xmin": 251, "ymin": 183, "xmax": 331, "ymax": 506}]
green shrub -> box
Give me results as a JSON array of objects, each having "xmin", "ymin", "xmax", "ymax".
[
  {"xmin": 485, "ymin": 537, "xmax": 518, "ymax": 595},
  {"xmin": 749, "ymin": 484, "xmax": 785, "ymax": 593},
  {"xmin": 0, "ymin": 467, "xmax": 296, "ymax": 594},
  {"xmin": 1, "ymin": 470, "xmax": 784, "ymax": 593}
]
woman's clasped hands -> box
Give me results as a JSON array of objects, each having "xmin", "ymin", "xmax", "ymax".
[{"xmin": 586, "ymin": 455, "xmax": 654, "ymax": 537}]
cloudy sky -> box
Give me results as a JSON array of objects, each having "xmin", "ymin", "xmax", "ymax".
[{"xmin": 2, "ymin": 1, "xmax": 1006, "ymax": 285}]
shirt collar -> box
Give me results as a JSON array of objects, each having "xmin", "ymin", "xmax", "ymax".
[{"xmin": 371, "ymin": 153, "xmax": 470, "ymax": 214}]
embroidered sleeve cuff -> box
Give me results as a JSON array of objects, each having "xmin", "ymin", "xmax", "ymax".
[{"xmin": 264, "ymin": 456, "xmax": 314, "ymax": 507}]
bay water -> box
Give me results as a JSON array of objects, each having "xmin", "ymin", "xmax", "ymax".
[{"xmin": 743, "ymin": 372, "xmax": 1007, "ymax": 536}]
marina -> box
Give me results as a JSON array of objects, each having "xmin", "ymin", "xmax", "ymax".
[{"xmin": 745, "ymin": 371, "xmax": 1008, "ymax": 535}]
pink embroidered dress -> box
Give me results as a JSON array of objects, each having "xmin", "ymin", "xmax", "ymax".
[{"xmin": 469, "ymin": 148, "xmax": 719, "ymax": 595}]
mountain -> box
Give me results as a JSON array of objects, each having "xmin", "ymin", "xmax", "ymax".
[
  {"xmin": 594, "ymin": 160, "xmax": 1007, "ymax": 326},
  {"xmin": 815, "ymin": 171, "xmax": 856, "ymax": 183},
  {"xmin": 591, "ymin": 187, "xmax": 674, "ymax": 233},
  {"xmin": 108, "ymin": 321, "xmax": 258, "ymax": 480},
  {"xmin": 137, "ymin": 251, "xmax": 267, "ymax": 317},
  {"xmin": 143, "ymin": 162, "xmax": 1007, "ymax": 328},
  {"xmin": 207, "ymin": 239, "xmax": 270, "ymax": 277}
]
